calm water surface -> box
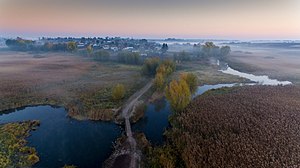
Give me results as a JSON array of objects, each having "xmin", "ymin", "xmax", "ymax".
[
  {"xmin": 0, "ymin": 105, "xmax": 122, "ymax": 168},
  {"xmin": 220, "ymin": 65, "xmax": 292, "ymax": 85}
]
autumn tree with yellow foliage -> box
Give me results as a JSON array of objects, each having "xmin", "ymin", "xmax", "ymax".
[
  {"xmin": 154, "ymin": 73, "xmax": 165, "ymax": 91},
  {"xmin": 112, "ymin": 84, "xmax": 125, "ymax": 101},
  {"xmin": 165, "ymin": 79, "xmax": 191, "ymax": 112},
  {"xmin": 180, "ymin": 73, "xmax": 198, "ymax": 94},
  {"xmin": 153, "ymin": 59, "xmax": 176, "ymax": 91}
]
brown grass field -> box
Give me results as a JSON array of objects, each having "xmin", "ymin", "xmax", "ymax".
[
  {"xmin": 226, "ymin": 45, "xmax": 300, "ymax": 84},
  {"xmin": 0, "ymin": 51, "xmax": 148, "ymax": 120},
  {"xmin": 170, "ymin": 85, "xmax": 300, "ymax": 168}
]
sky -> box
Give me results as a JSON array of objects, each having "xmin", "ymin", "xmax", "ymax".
[{"xmin": 0, "ymin": 0, "xmax": 300, "ymax": 39}]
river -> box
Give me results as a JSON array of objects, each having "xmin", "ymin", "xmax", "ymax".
[{"xmin": 0, "ymin": 64, "xmax": 292, "ymax": 167}]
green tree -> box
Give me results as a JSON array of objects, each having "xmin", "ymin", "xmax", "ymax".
[
  {"xmin": 220, "ymin": 46, "xmax": 231, "ymax": 57},
  {"xmin": 142, "ymin": 58, "xmax": 160, "ymax": 76},
  {"xmin": 161, "ymin": 43, "xmax": 169, "ymax": 54},
  {"xmin": 112, "ymin": 84, "xmax": 125, "ymax": 101},
  {"xmin": 67, "ymin": 42, "xmax": 77, "ymax": 52},
  {"xmin": 165, "ymin": 79, "xmax": 191, "ymax": 112},
  {"xmin": 86, "ymin": 44, "xmax": 93, "ymax": 55},
  {"xmin": 180, "ymin": 73, "xmax": 198, "ymax": 94},
  {"xmin": 154, "ymin": 73, "xmax": 165, "ymax": 91}
]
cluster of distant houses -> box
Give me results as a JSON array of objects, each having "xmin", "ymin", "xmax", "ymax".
[{"xmin": 38, "ymin": 37, "xmax": 162, "ymax": 55}]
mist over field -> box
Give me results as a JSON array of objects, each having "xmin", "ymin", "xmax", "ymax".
[{"xmin": 0, "ymin": 0, "xmax": 300, "ymax": 167}]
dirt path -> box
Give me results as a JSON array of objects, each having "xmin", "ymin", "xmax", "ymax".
[{"xmin": 122, "ymin": 81, "xmax": 153, "ymax": 168}]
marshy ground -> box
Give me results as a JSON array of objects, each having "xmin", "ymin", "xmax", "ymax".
[
  {"xmin": 225, "ymin": 45, "xmax": 300, "ymax": 84},
  {"xmin": 0, "ymin": 50, "xmax": 148, "ymax": 121},
  {"xmin": 162, "ymin": 85, "xmax": 300, "ymax": 168}
]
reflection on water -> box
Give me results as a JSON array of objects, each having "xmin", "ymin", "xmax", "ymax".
[
  {"xmin": 132, "ymin": 99, "xmax": 171, "ymax": 145},
  {"xmin": 0, "ymin": 105, "xmax": 121, "ymax": 168}
]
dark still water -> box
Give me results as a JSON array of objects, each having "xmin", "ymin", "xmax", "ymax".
[
  {"xmin": 132, "ymin": 99, "xmax": 171, "ymax": 145},
  {"xmin": 133, "ymin": 83, "xmax": 236, "ymax": 145},
  {"xmin": 0, "ymin": 105, "xmax": 122, "ymax": 168}
]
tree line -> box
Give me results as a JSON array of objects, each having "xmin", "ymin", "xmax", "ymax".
[
  {"xmin": 193, "ymin": 42, "xmax": 231, "ymax": 58},
  {"xmin": 172, "ymin": 42, "xmax": 231, "ymax": 63},
  {"xmin": 6, "ymin": 38, "xmax": 78, "ymax": 52}
]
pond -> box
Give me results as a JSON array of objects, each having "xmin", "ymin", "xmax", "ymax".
[{"xmin": 0, "ymin": 105, "xmax": 122, "ymax": 168}]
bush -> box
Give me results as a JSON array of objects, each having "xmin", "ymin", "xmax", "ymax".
[
  {"xmin": 117, "ymin": 51, "xmax": 140, "ymax": 65},
  {"xmin": 27, "ymin": 154, "xmax": 39, "ymax": 164},
  {"xmin": 174, "ymin": 51, "xmax": 191, "ymax": 62},
  {"xmin": 93, "ymin": 50, "xmax": 110, "ymax": 61}
]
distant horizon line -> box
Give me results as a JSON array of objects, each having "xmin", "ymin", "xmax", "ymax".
[{"xmin": 1, "ymin": 35, "xmax": 300, "ymax": 41}]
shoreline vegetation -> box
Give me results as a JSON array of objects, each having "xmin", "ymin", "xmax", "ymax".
[{"xmin": 0, "ymin": 120, "xmax": 40, "ymax": 167}]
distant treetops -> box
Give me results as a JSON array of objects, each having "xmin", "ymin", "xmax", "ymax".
[
  {"xmin": 161, "ymin": 43, "xmax": 169, "ymax": 54},
  {"xmin": 5, "ymin": 37, "xmax": 78, "ymax": 52},
  {"xmin": 5, "ymin": 37, "xmax": 35, "ymax": 50},
  {"xmin": 193, "ymin": 41, "xmax": 231, "ymax": 58}
]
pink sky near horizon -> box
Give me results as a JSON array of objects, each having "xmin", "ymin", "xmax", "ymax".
[{"xmin": 0, "ymin": 0, "xmax": 300, "ymax": 39}]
